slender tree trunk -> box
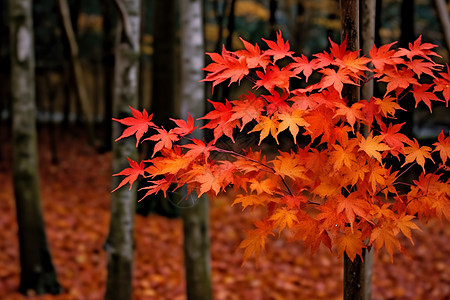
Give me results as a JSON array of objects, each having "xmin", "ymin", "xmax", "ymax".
[
  {"xmin": 435, "ymin": 0, "xmax": 450, "ymax": 54},
  {"xmin": 340, "ymin": 1, "xmax": 373, "ymax": 300},
  {"xmin": 359, "ymin": 1, "xmax": 376, "ymax": 298},
  {"xmin": 9, "ymin": 0, "xmax": 61, "ymax": 295},
  {"xmin": 99, "ymin": 0, "xmax": 117, "ymax": 152},
  {"xmin": 105, "ymin": 0, "xmax": 141, "ymax": 299},
  {"xmin": 57, "ymin": 0, "xmax": 95, "ymax": 144},
  {"xmin": 180, "ymin": 1, "xmax": 212, "ymax": 299}
]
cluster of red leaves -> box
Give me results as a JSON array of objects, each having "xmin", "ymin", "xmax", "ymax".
[
  {"xmin": 1, "ymin": 134, "xmax": 450, "ymax": 299},
  {"xmin": 113, "ymin": 32, "xmax": 450, "ymax": 262}
]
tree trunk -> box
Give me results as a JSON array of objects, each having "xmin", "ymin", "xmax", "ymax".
[
  {"xmin": 105, "ymin": 0, "xmax": 141, "ymax": 299},
  {"xmin": 57, "ymin": 0, "xmax": 96, "ymax": 144},
  {"xmin": 435, "ymin": 0, "xmax": 450, "ymax": 54},
  {"xmin": 180, "ymin": 0, "xmax": 212, "ymax": 299},
  {"xmin": 9, "ymin": 0, "xmax": 61, "ymax": 295},
  {"xmin": 99, "ymin": 0, "xmax": 117, "ymax": 152},
  {"xmin": 340, "ymin": 1, "xmax": 373, "ymax": 300}
]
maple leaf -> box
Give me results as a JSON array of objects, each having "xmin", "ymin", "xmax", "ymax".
[
  {"xmin": 229, "ymin": 91, "xmax": 264, "ymax": 128},
  {"xmin": 433, "ymin": 130, "xmax": 450, "ymax": 164},
  {"xmin": 394, "ymin": 214, "xmax": 421, "ymax": 244},
  {"xmin": 370, "ymin": 226, "xmax": 401, "ymax": 262},
  {"xmin": 262, "ymin": 30, "xmax": 294, "ymax": 62},
  {"xmin": 239, "ymin": 220, "xmax": 274, "ymax": 263},
  {"xmin": 405, "ymin": 59, "xmax": 439, "ymax": 79},
  {"xmin": 195, "ymin": 166, "xmax": 221, "ymax": 196},
  {"xmin": 113, "ymin": 106, "xmax": 156, "ymax": 147},
  {"xmin": 373, "ymin": 96, "xmax": 405, "ymax": 118},
  {"xmin": 249, "ymin": 115, "xmax": 279, "ymax": 145},
  {"xmin": 277, "ymin": 109, "xmax": 310, "ymax": 144},
  {"xmin": 181, "ymin": 139, "xmax": 217, "ymax": 163},
  {"xmin": 112, "ymin": 157, "xmax": 145, "ymax": 192},
  {"xmin": 255, "ymin": 65, "xmax": 296, "ymax": 92},
  {"xmin": 236, "ymin": 37, "xmax": 270, "ymax": 70},
  {"xmin": 333, "ymin": 102, "xmax": 364, "ymax": 130},
  {"xmin": 232, "ymin": 193, "xmax": 271, "ymax": 211},
  {"xmin": 144, "ymin": 128, "xmax": 180, "ymax": 157},
  {"xmin": 330, "ymin": 143, "xmax": 357, "ymax": 170},
  {"xmin": 202, "ymin": 46, "xmax": 249, "ymax": 89},
  {"xmin": 402, "ymin": 138, "xmax": 434, "ymax": 172},
  {"xmin": 272, "ymin": 151, "xmax": 308, "ymax": 181},
  {"xmin": 336, "ymin": 194, "xmax": 372, "ymax": 229},
  {"xmin": 369, "ymin": 42, "xmax": 402, "ymax": 71},
  {"xmin": 378, "ymin": 67, "xmax": 418, "ymax": 95},
  {"xmin": 316, "ymin": 199, "xmax": 346, "ymax": 230},
  {"xmin": 339, "ymin": 51, "xmax": 371, "ymax": 74},
  {"xmin": 139, "ymin": 174, "xmax": 176, "ymax": 199},
  {"xmin": 170, "ymin": 113, "xmax": 197, "ymax": 136},
  {"xmin": 412, "ymin": 84, "xmax": 442, "ymax": 113},
  {"xmin": 379, "ymin": 122, "xmax": 411, "ymax": 157},
  {"xmin": 269, "ymin": 207, "xmax": 299, "ymax": 234},
  {"xmin": 336, "ymin": 228, "xmax": 366, "ymax": 262},
  {"xmin": 394, "ymin": 35, "xmax": 441, "ymax": 61},
  {"xmin": 318, "ymin": 67, "xmax": 358, "ymax": 98},
  {"xmin": 357, "ymin": 132, "xmax": 391, "ymax": 163},
  {"xmin": 433, "ymin": 64, "xmax": 450, "ymax": 106},
  {"xmin": 199, "ymin": 99, "xmax": 239, "ymax": 142},
  {"xmin": 288, "ymin": 54, "xmax": 317, "ymax": 81},
  {"xmin": 263, "ymin": 90, "xmax": 291, "ymax": 115}
]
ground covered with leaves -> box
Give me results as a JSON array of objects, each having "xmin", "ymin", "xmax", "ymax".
[{"xmin": 0, "ymin": 131, "xmax": 450, "ymax": 300}]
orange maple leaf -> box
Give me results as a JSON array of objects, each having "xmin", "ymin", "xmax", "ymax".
[
  {"xmin": 357, "ymin": 132, "xmax": 391, "ymax": 163},
  {"xmin": 249, "ymin": 115, "xmax": 279, "ymax": 145},
  {"xmin": 236, "ymin": 37, "xmax": 270, "ymax": 70},
  {"xmin": 144, "ymin": 128, "xmax": 179, "ymax": 157},
  {"xmin": 370, "ymin": 226, "xmax": 402, "ymax": 262},
  {"xmin": 277, "ymin": 109, "xmax": 310, "ymax": 144},
  {"xmin": 402, "ymin": 138, "xmax": 434, "ymax": 172},
  {"xmin": 336, "ymin": 228, "xmax": 366, "ymax": 262},
  {"xmin": 269, "ymin": 207, "xmax": 299, "ymax": 234},
  {"xmin": 239, "ymin": 220, "xmax": 274, "ymax": 263}
]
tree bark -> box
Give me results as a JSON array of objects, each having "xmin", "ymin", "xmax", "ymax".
[
  {"xmin": 105, "ymin": 0, "xmax": 141, "ymax": 299},
  {"xmin": 340, "ymin": 1, "xmax": 373, "ymax": 300},
  {"xmin": 180, "ymin": 0, "xmax": 212, "ymax": 299},
  {"xmin": 57, "ymin": 0, "xmax": 95, "ymax": 144},
  {"xmin": 9, "ymin": 0, "xmax": 61, "ymax": 295},
  {"xmin": 435, "ymin": 0, "xmax": 450, "ymax": 54}
]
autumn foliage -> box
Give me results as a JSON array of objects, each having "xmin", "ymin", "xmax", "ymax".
[{"xmin": 113, "ymin": 32, "xmax": 450, "ymax": 263}]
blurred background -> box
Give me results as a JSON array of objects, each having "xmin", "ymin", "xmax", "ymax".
[{"xmin": 1, "ymin": 0, "xmax": 450, "ymax": 299}]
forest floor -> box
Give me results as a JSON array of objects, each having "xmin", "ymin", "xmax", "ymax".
[{"xmin": 1, "ymin": 127, "xmax": 450, "ymax": 300}]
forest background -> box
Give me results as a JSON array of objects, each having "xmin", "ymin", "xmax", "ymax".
[{"xmin": 0, "ymin": 0, "xmax": 450, "ymax": 299}]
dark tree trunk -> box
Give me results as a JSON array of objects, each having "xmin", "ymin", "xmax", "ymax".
[
  {"xmin": 397, "ymin": 0, "xmax": 415, "ymax": 137},
  {"xmin": 9, "ymin": 0, "xmax": 61, "ymax": 295},
  {"xmin": 99, "ymin": 0, "xmax": 117, "ymax": 152},
  {"xmin": 340, "ymin": 1, "xmax": 372, "ymax": 300}
]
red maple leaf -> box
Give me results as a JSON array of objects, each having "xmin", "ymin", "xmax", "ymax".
[
  {"xmin": 144, "ymin": 128, "xmax": 180, "ymax": 157},
  {"xmin": 288, "ymin": 54, "xmax": 317, "ymax": 82},
  {"xmin": 412, "ymin": 84, "xmax": 442, "ymax": 113},
  {"xmin": 113, "ymin": 106, "xmax": 156, "ymax": 147},
  {"xmin": 112, "ymin": 157, "xmax": 146, "ymax": 192},
  {"xmin": 170, "ymin": 113, "xmax": 197, "ymax": 136},
  {"xmin": 236, "ymin": 38, "xmax": 270, "ymax": 70},
  {"xmin": 394, "ymin": 35, "xmax": 441, "ymax": 61},
  {"xmin": 201, "ymin": 46, "xmax": 249, "ymax": 89},
  {"xmin": 262, "ymin": 30, "xmax": 294, "ymax": 62},
  {"xmin": 433, "ymin": 64, "xmax": 450, "ymax": 107}
]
